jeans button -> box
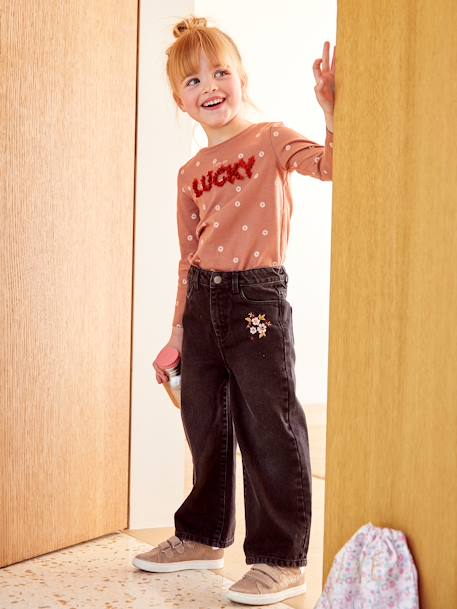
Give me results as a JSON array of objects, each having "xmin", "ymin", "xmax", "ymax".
[{"xmin": 213, "ymin": 275, "xmax": 222, "ymax": 284}]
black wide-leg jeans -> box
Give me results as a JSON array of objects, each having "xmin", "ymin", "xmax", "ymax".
[{"xmin": 174, "ymin": 264, "xmax": 312, "ymax": 567}]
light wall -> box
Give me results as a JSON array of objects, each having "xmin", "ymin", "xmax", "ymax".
[
  {"xmin": 130, "ymin": 1, "xmax": 336, "ymax": 528},
  {"xmin": 129, "ymin": 1, "xmax": 193, "ymax": 528}
]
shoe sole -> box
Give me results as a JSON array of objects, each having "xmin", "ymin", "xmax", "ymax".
[
  {"xmin": 225, "ymin": 581, "xmax": 307, "ymax": 605},
  {"xmin": 132, "ymin": 556, "xmax": 224, "ymax": 572}
]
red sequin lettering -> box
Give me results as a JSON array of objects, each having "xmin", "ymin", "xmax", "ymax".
[{"xmin": 192, "ymin": 155, "xmax": 256, "ymax": 198}]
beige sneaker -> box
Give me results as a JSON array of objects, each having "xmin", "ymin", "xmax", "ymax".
[
  {"xmin": 225, "ymin": 563, "xmax": 306, "ymax": 605},
  {"xmin": 132, "ymin": 535, "xmax": 224, "ymax": 573}
]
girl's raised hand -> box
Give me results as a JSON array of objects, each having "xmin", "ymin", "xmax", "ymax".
[{"xmin": 313, "ymin": 41, "xmax": 336, "ymax": 115}]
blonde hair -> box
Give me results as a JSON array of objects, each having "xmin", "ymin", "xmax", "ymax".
[{"xmin": 165, "ymin": 15, "xmax": 259, "ymax": 113}]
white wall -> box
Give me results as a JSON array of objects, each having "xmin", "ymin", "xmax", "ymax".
[
  {"xmin": 129, "ymin": 0, "xmax": 194, "ymax": 528},
  {"xmin": 130, "ymin": 0, "xmax": 336, "ymax": 528}
]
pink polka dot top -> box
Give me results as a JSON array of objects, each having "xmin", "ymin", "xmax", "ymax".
[{"xmin": 172, "ymin": 121, "xmax": 334, "ymax": 328}]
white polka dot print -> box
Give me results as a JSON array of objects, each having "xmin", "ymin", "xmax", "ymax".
[{"xmin": 173, "ymin": 116, "xmax": 332, "ymax": 333}]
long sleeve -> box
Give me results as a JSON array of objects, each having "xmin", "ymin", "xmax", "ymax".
[
  {"xmin": 172, "ymin": 169, "xmax": 200, "ymax": 329},
  {"xmin": 269, "ymin": 121, "xmax": 333, "ymax": 181}
]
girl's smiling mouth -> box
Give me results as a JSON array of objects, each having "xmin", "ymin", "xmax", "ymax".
[{"xmin": 201, "ymin": 97, "xmax": 226, "ymax": 110}]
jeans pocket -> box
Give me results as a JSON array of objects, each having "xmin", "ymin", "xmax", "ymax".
[{"xmin": 239, "ymin": 281, "xmax": 283, "ymax": 305}]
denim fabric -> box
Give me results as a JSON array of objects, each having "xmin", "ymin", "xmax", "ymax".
[{"xmin": 174, "ymin": 263, "xmax": 312, "ymax": 567}]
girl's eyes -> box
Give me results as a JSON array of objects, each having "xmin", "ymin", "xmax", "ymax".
[{"xmin": 186, "ymin": 70, "xmax": 229, "ymax": 87}]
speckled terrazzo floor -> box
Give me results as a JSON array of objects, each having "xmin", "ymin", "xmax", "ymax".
[{"xmin": 0, "ymin": 531, "xmax": 292, "ymax": 608}]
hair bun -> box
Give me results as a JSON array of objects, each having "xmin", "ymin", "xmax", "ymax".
[{"xmin": 173, "ymin": 16, "xmax": 208, "ymax": 38}]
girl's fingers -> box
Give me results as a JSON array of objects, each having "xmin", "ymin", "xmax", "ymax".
[
  {"xmin": 322, "ymin": 41, "xmax": 329, "ymax": 72},
  {"xmin": 312, "ymin": 58, "xmax": 322, "ymax": 83},
  {"xmin": 156, "ymin": 371, "xmax": 168, "ymax": 384},
  {"xmin": 153, "ymin": 361, "xmax": 168, "ymax": 383},
  {"xmin": 314, "ymin": 42, "xmax": 336, "ymax": 83}
]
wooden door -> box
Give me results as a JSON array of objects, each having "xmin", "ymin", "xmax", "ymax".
[
  {"xmin": 0, "ymin": 1, "xmax": 138, "ymax": 566},
  {"xmin": 324, "ymin": 2, "xmax": 457, "ymax": 606}
]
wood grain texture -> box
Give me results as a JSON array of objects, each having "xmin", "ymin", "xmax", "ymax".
[
  {"xmin": 0, "ymin": 1, "xmax": 138, "ymax": 566},
  {"xmin": 323, "ymin": 1, "xmax": 457, "ymax": 606}
]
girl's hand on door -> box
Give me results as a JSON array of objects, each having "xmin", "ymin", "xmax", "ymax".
[{"xmin": 313, "ymin": 41, "xmax": 336, "ymax": 115}]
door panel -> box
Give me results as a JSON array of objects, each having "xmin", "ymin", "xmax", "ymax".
[
  {"xmin": 324, "ymin": 2, "xmax": 457, "ymax": 606},
  {"xmin": 0, "ymin": 1, "xmax": 137, "ymax": 566}
]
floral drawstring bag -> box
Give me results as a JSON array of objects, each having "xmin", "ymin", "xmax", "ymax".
[{"xmin": 314, "ymin": 522, "xmax": 420, "ymax": 609}]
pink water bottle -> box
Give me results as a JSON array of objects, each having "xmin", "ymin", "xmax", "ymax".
[{"xmin": 156, "ymin": 347, "xmax": 181, "ymax": 409}]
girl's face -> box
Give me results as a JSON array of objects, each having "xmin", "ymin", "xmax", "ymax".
[{"xmin": 176, "ymin": 48, "xmax": 244, "ymax": 130}]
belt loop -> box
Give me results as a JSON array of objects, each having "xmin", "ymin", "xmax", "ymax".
[
  {"xmin": 192, "ymin": 267, "xmax": 200, "ymax": 290},
  {"xmin": 232, "ymin": 272, "xmax": 239, "ymax": 294}
]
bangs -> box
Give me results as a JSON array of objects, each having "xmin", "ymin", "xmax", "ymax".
[{"xmin": 170, "ymin": 29, "xmax": 238, "ymax": 89}]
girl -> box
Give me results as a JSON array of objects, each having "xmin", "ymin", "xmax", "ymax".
[{"xmin": 133, "ymin": 15, "xmax": 335, "ymax": 606}]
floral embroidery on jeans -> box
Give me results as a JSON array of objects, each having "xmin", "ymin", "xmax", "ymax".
[{"xmin": 244, "ymin": 312, "xmax": 272, "ymax": 339}]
